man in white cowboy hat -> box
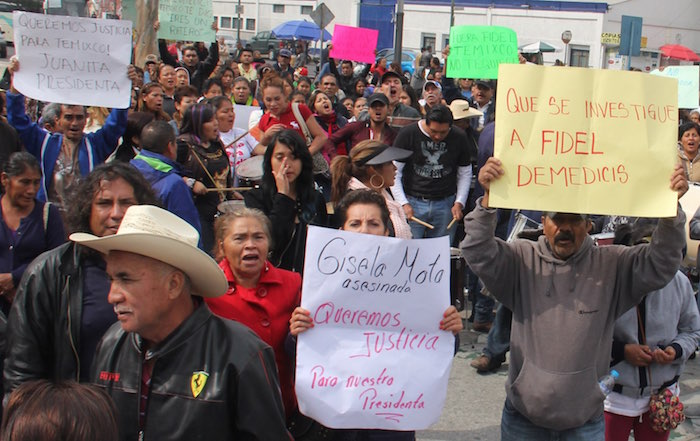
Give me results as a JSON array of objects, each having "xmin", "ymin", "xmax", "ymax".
[{"xmin": 79, "ymin": 205, "xmax": 291, "ymax": 441}]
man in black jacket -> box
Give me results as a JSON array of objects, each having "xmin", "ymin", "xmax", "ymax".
[
  {"xmin": 3, "ymin": 163, "xmax": 158, "ymax": 401},
  {"xmin": 157, "ymin": 23, "xmax": 219, "ymax": 94},
  {"xmin": 78, "ymin": 205, "xmax": 290, "ymax": 441}
]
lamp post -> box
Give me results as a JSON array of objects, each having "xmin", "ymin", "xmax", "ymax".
[
  {"xmin": 561, "ymin": 30, "xmax": 572, "ymax": 65},
  {"xmin": 236, "ymin": 0, "xmax": 241, "ymax": 42}
]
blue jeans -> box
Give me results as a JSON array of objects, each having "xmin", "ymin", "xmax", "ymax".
[
  {"xmin": 470, "ymin": 274, "xmax": 495, "ymax": 323},
  {"xmin": 483, "ymin": 304, "xmax": 511, "ymax": 361},
  {"xmin": 501, "ymin": 399, "xmax": 604, "ymax": 441},
  {"xmin": 406, "ymin": 194, "xmax": 456, "ymax": 241}
]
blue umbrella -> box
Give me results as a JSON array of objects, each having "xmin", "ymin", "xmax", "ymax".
[{"xmin": 271, "ymin": 20, "xmax": 332, "ymax": 41}]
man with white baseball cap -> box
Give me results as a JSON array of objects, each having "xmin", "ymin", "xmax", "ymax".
[
  {"xmin": 419, "ymin": 80, "xmax": 444, "ymax": 113},
  {"xmin": 78, "ymin": 205, "xmax": 290, "ymax": 441}
]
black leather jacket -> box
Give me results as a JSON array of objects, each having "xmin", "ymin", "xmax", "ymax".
[
  {"xmin": 4, "ymin": 243, "xmax": 91, "ymax": 398},
  {"xmin": 92, "ymin": 302, "xmax": 292, "ymax": 441}
]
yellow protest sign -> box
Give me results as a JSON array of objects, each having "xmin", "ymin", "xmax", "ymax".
[{"xmin": 490, "ymin": 65, "xmax": 678, "ymax": 217}]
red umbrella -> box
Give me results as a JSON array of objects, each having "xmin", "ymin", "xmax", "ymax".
[{"xmin": 659, "ymin": 44, "xmax": 700, "ymax": 61}]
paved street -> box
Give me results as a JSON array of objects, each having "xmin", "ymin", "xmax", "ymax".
[{"xmin": 417, "ymin": 320, "xmax": 700, "ymax": 441}]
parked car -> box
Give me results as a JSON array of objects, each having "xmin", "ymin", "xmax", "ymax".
[
  {"xmin": 376, "ymin": 49, "xmax": 417, "ymax": 76},
  {"xmin": 248, "ymin": 31, "xmax": 283, "ymax": 59},
  {"xmin": 0, "ymin": 32, "xmax": 6, "ymax": 59},
  {"xmin": 217, "ymin": 34, "xmax": 237, "ymax": 53}
]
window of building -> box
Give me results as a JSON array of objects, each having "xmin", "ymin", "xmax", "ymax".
[
  {"xmin": 220, "ymin": 17, "xmax": 231, "ymax": 29},
  {"xmin": 301, "ymin": 5, "xmax": 312, "ymax": 14},
  {"xmin": 569, "ymin": 46, "xmax": 590, "ymax": 67},
  {"xmin": 232, "ymin": 18, "xmax": 239, "ymax": 29},
  {"xmin": 421, "ymin": 33, "xmax": 436, "ymax": 52},
  {"xmin": 273, "ymin": 4, "xmax": 284, "ymax": 13},
  {"xmin": 246, "ymin": 18, "xmax": 256, "ymax": 31}
]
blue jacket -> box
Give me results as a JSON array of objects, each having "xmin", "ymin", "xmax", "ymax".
[
  {"xmin": 130, "ymin": 150, "xmax": 202, "ymax": 236},
  {"xmin": 6, "ymin": 93, "xmax": 127, "ymax": 202},
  {"xmin": 0, "ymin": 200, "xmax": 65, "ymax": 286}
]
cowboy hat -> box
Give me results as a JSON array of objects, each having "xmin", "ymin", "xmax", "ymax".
[
  {"xmin": 449, "ymin": 99, "xmax": 483, "ymax": 120},
  {"xmin": 70, "ymin": 205, "xmax": 227, "ymax": 297}
]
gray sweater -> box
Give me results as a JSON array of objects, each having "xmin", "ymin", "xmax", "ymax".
[
  {"xmin": 460, "ymin": 200, "xmax": 686, "ymax": 431},
  {"xmin": 611, "ymin": 271, "xmax": 700, "ymax": 398}
]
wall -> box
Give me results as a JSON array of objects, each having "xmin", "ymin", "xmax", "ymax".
[
  {"xmin": 212, "ymin": 0, "xmax": 355, "ymax": 42},
  {"xmin": 400, "ymin": 3, "xmax": 605, "ymax": 67}
]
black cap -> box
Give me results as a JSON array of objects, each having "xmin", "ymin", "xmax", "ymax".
[
  {"xmin": 380, "ymin": 71, "xmax": 402, "ymax": 84},
  {"xmin": 356, "ymin": 145, "xmax": 412, "ymax": 165},
  {"xmin": 475, "ymin": 79, "xmax": 495, "ymax": 89},
  {"xmin": 367, "ymin": 93, "xmax": 389, "ymax": 106},
  {"xmin": 544, "ymin": 212, "xmax": 589, "ymax": 221}
]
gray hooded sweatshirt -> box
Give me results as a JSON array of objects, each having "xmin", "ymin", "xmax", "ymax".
[{"xmin": 460, "ymin": 201, "xmax": 686, "ymax": 431}]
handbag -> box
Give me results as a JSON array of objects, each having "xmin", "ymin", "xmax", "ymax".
[
  {"xmin": 636, "ymin": 307, "xmax": 686, "ymax": 433},
  {"xmin": 290, "ymin": 102, "xmax": 329, "ymax": 177}
]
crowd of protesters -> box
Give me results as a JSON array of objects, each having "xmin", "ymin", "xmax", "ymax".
[{"xmin": 0, "ymin": 18, "xmax": 698, "ymax": 441}]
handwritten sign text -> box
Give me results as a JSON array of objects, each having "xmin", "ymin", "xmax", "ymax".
[
  {"xmin": 13, "ymin": 11, "xmax": 132, "ymax": 108},
  {"xmin": 157, "ymin": 0, "xmax": 215, "ymax": 43},
  {"xmin": 491, "ymin": 64, "xmax": 678, "ymax": 216},
  {"xmin": 296, "ymin": 227, "xmax": 454, "ymax": 430},
  {"xmin": 446, "ymin": 26, "xmax": 519, "ymax": 79}
]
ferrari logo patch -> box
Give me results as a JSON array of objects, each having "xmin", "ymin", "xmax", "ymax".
[{"xmin": 190, "ymin": 371, "xmax": 209, "ymax": 398}]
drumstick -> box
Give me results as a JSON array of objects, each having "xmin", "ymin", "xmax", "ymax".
[
  {"xmin": 409, "ymin": 216, "xmax": 434, "ymax": 230},
  {"xmin": 446, "ymin": 218, "xmax": 458, "ymax": 230},
  {"xmin": 225, "ymin": 130, "xmax": 251, "ymax": 149},
  {"xmin": 205, "ymin": 187, "xmax": 254, "ymax": 192}
]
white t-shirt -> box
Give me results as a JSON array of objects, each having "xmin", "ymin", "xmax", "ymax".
[{"xmin": 220, "ymin": 127, "xmax": 259, "ymax": 186}]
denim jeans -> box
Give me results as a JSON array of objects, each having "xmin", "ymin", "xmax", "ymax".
[
  {"xmin": 467, "ymin": 276, "xmax": 494, "ymax": 324},
  {"xmin": 483, "ymin": 304, "xmax": 511, "ymax": 361},
  {"xmin": 501, "ymin": 399, "xmax": 604, "ymax": 441},
  {"xmin": 406, "ymin": 194, "xmax": 456, "ymax": 241}
]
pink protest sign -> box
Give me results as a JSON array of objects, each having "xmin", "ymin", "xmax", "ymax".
[{"xmin": 330, "ymin": 24, "xmax": 378, "ymax": 64}]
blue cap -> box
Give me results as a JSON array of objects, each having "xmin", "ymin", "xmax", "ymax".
[{"xmin": 610, "ymin": 370, "xmax": 619, "ymax": 379}]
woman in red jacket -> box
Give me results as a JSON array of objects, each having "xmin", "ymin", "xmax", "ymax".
[{"xmin": 206, "ymin": 208, "xmax": 300, "ymax": 419}]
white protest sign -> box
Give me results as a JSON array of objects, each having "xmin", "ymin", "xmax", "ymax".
[
  {"xmin": 296, "ymin": 226, "xmax": 454, "ymax": 430},
  {"xmin": 650, "ymin": 65, "xmax": 700, "ymax": 109},
  {"xmin": 13, "ymin": 12, "xmax": 132, "ymax": 108},
  {"xmin": 233, "ymin": 104, "xmax": 257, "ymax": 131}
]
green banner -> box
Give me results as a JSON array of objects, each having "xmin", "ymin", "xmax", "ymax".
[
  {"xmin": 157, "ymin": 0, "xmax": 215, "ymax": 43},
  {"xmin": 120, "ymin": 0, "xmax": 137, "ymax": 23},
  {"xmin": 446, "ymin": 26, "xmax": 519, "ymax": 79}
]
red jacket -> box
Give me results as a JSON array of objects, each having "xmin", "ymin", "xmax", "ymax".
[{"xmin": 206, "ymin": 259, "xmax": 301, "ymax": 416}]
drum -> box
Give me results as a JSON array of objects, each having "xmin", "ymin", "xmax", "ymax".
[
  {"xmin": 236, "ymin": 155, "xmax": 264, "ymax": 187},
  {"xmin": 450, "ymin": 247, "xmax": 466, "ymax": 312},
  {"xmin": 217, "ymin": 200, "xmax": 246, "ymax": 214},
  {"xmin": 592, "ymin": 232, "xmax": 615, "ymax": 247}
]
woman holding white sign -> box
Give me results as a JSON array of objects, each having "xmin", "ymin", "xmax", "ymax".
[{"xmin": 289, "ymin": 189, "xmax": 463, "ymax": 441}]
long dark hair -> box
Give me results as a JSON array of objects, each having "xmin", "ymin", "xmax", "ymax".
[
  {"xmin": 179, "ymin": 103, "xmax": 215, "ymax": 145},
  {"xmin": 64, "ymin": 162, "xmax": 158, "ymax": 235},
  {"xmin": 261, "ymin": 129, "xmax": 318, "ymax": 223},
  {"xmin": 4, "ymin": 152, "xmax": 41, "ymax": 178}
]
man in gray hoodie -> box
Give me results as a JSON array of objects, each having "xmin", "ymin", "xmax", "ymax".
[{"xmin": 460, "ymin": 157, "xmax": 689, "ymax": 440}]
